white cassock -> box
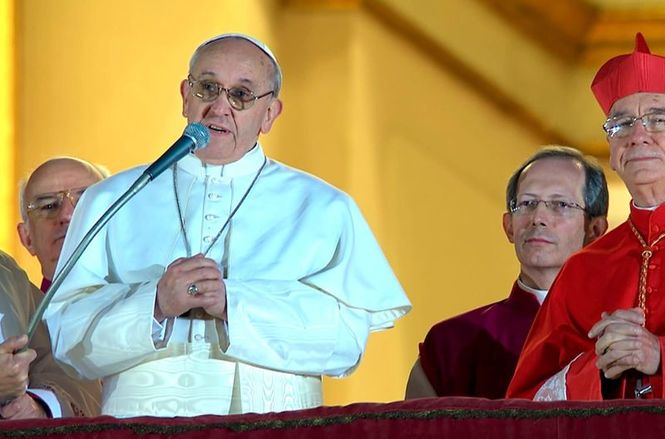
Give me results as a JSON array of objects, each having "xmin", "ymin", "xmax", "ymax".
[{"xmin": 44, "ymin": 144, "xmax": 411, "ymax": 418}]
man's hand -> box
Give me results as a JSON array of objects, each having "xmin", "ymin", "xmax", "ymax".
[
  {"xmin": 0, "ymin": 335, "xmax": 36, "ymax": 403},
  {"xmin": 588, "ymin": 308, "xmax": 660, "ymax": 379},
  {"xmin": 155, "ymin": 254, "xmax": 227, "ymax": 321},
  {"xmin": 0, "ymin": 394, "xmax": 47, "ymax": 420}
]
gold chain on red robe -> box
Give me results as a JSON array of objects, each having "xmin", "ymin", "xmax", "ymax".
[{"xmin": 628, "ymin": 218, "xmax": 665, "ymax": 323}]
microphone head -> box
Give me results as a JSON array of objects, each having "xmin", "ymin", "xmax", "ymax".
[{"xmin": 184, "ymin": 122, "xmax": 210, "ymax": 150}]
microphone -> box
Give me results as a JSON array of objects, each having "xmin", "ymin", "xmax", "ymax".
[
  {"xmin": 143, "ymin": 122, "xmax": 210, "ymax": 180},
  {"xmin": 26, "ymin": 122, "xmax": 210, "ymax": 341}
]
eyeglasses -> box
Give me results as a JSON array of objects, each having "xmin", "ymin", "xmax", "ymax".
[
  {"xmin": 26, "ymin": 187, "xmax": 88, "ymax": 220},
  {"xmin": 509, "ymin": 199, "xmax": 586, "ymax": 216},
  {"xmin": 187, "ymin": 75, "xmax": 274, "ymax": 111},
  {"xmin": 603, "ymin": 112, "xmax": 665, "ymax": 138}
]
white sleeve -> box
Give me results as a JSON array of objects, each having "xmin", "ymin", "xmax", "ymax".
[
  {"xmin": 28, "ymin": 388, "xmax": 62, "ymax": 418},
  {"xmin": 224, "ymin": 279, "xmax": 371, "ymax": 377},
  {"xmin": 222, "ymin": 196, "xmax": 409, "ymax": 377},
  {"xmin": 45, "ymin": 279, "xmax": 163, "ymax": 380},
  {"xmin": 44, "ymin": 181, "xmax": 169, "ymax": 380}
]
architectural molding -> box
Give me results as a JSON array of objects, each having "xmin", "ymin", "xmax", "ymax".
[
  {"xmin": 478, "ymin": 0, "xmax": 665, "ymax": 66},
  {"xmin": 284, "ymin": 0, "xmax": 663, "ymax": 157},
  {"xmin": 361, "ymin": 0, "xmax": 571, "ymax": 148}
]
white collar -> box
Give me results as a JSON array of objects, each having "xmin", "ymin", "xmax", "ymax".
[
  {"xmin": 517, "ymin": 279, "xmax": 548, "ymax": 305},
  {"xmin": 177, "ymin": 143, "xmax": 266, "ymax": 179},
  {"xmin": 632, "ymin": 200, "xmax": 660, "ymax": 211}
]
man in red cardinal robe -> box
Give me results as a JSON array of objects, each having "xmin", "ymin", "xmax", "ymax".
[{"xmin": 508, "ymin": 33, "xmax": 665, "ymax": 400}]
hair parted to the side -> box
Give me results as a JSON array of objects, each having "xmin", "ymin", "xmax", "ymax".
[{"xmin": 505, "ymin": 145, "xmax": 609, "ymax": 219}]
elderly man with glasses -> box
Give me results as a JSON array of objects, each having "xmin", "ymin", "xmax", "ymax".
[
  {"xmin": 405, "ymin": 146, "xmax": 609, "ymax": 399},
  {"xmin": 17, "ymin": 157, "xmax": 107, "ymax": 293},
  {"xmin": 43, "ymin": 33, "xmax": 410, "ymax": 418},
  {"xmin": 508, "ymin": 33, "xmax": 665, "ymax": 400}
]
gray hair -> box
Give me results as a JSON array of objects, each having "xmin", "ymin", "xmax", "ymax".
[
  {"xmin": 188, "ymin": 33, "xmax": 282, "ymax": 98},
  {"xmin": 19, "ymin": 157, "xmax": 109, "ymax": 223},
  {"xmin": 505, "ymin": 145, "xmax": 609, "ymax": 219}
]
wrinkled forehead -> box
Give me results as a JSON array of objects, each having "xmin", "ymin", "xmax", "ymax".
[
  {"xmin": 190, "ymin": 38, "xmax": 278, "ymax": 89},
  {"xmin": 190, "ymin": 34, "xmax": 280, "ymax": 71},
  {"xmin": 609, "ymin": 92, "xmax": 665, "ymax": 117},
  {"xmin": 198, "ymin": 38, "xmax": 270, "ymax": 64},
  {"xmin": 26, "ymin": 159, "xmax": 102, "ymax": 199}
]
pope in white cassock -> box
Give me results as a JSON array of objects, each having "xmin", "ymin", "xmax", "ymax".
[{"xmin": 43, "ymin": 33, "xmax": 411, "ymax": 417}]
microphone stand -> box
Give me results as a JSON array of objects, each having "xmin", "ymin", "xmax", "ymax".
[
  {"xmin": 26, "ymin": 174, "xmax": 151, "ymax": 340},
  {"xmin": 25, "ymin": 122, "xmax": 209, "ymax": 341}
]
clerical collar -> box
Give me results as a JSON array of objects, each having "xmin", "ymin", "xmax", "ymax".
[
  {"xmin": 178, "ymin": 143, "xmax": 266, "ymax": 179},
  {"xmin": 632, "ymin": 200, "xmax": 660, "ymax": 211},
  {"xmin": 517, "ymin": 279, "xmax": 548, "ymax": 304}
]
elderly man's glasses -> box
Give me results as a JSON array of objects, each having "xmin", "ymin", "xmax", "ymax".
[
  {"xmin": 187, "ymin": 75, "xmax": 274, "ymax": 111},
  {"xmin": 603, "ymin": 112, "xmax": 665, "ymax": 138},
  {"xmin": 26, "ymin": 187, "xmax": 88, "ymax": 220},
  {"xmin": 509, "ymin": 199, "xmax": 586, "ymax": 216}
]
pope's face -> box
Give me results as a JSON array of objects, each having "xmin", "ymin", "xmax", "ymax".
[
  {"xmin": 608, "ymin": 92, "xmax": 665, "ymax": 200},
  {"xmin": 181, "ymin": 38, "xmax": 282, "ymax": 165}
]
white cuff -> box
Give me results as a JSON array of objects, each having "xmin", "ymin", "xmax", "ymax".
[{"xmin": 28, "ymin": 388, "xmax": 62, "ymax": 418}]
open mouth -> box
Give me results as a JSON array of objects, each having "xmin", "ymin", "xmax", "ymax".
[{"xmin": 208, "ymin": 124, "xmax": 230, "ymax": 134}]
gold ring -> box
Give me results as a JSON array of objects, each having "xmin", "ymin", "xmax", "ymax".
[{"xmin": 187, "ymin": 284, "xmax": 199, "ymax": 296}]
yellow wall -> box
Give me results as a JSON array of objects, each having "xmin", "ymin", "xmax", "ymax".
[
  {"xmin": 5, "ymin": 0, "xmax": 630, "ymax": 406},
  {"xmin": 0, "ymin": 0, "xmax": 13, "ymax": 253}
]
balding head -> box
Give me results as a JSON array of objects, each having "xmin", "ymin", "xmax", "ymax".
[{"xmin": 17, "ymin": 157, "xmax": 107, "ymax": 280}]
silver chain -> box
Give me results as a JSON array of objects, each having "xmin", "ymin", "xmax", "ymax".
[{"xmin": 173, "ymin": 156, "xmax": 267, "ymax": 257}]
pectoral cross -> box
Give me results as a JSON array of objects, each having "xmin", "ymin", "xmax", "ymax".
[{"xmin": 635, "ymin": 378, "xmax": 653, "ymax": 399}]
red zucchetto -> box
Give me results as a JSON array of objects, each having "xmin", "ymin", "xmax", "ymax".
[{"xmin": 591, "ymin": 33, "xmax": 665, "ymax": 115}]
